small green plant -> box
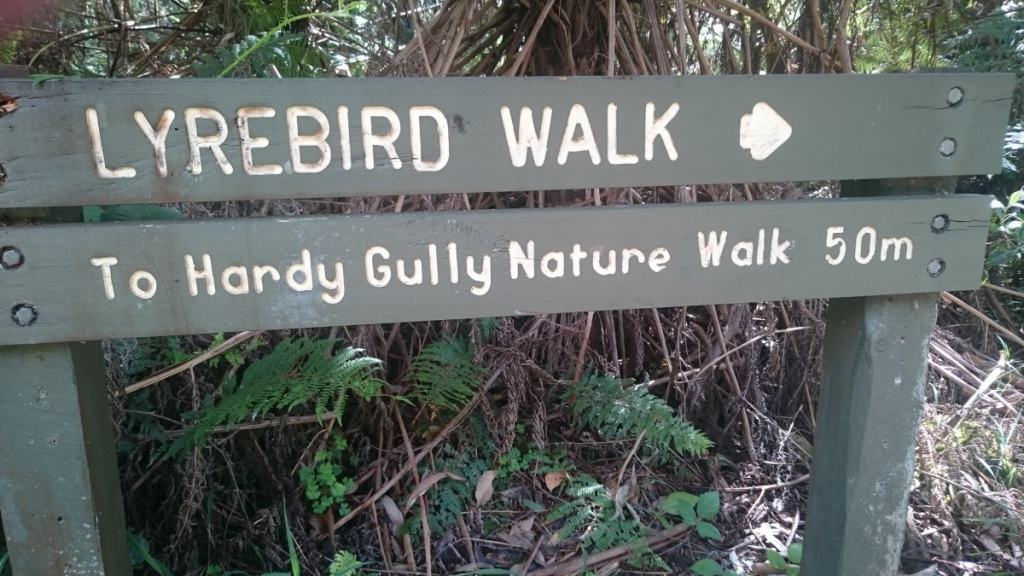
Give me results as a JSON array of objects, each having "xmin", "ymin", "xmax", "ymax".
[
  {"xmin": 547, "ymin": 474, "xmax": 667, "ymax": 570},
  {"xmin": 662, "ymin": 491, "xmax": 742, "ymax": 576},
  {"xmin": 688, "ymin": 558, "xmax": 742, "ymax": 576},
  {"xmin": 568, "ymin": 374, "xmax": 712, "ymax": 458},
  {"xmin": 169, "ymin": 338, "xmax": 383, "ymax": 455},
  {"xmin": 765, "ymin": 542, "xmax": 802, "ymax": 576},
  {"xmin": 987, "ymin": 189, "xmax": 1024, "ymax": 282},
  {"xmin": 299, "ymin": 435, "xmax": 355, "ymax": 515},
  {"xmin": 661, "ymin": 491, "xmax": 723, "ymax": 542},
  {"xmin": 328, "ymin": 550, "xmax": 363, "ymax": 575}
]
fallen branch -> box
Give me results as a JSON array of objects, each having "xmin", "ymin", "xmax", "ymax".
[
  {"xmin": 123, "ymin": 330, "xmax": 260, "ymax": 396},
  {"xmin": 529, "ymin": 522, "xmax": 691, "ymax": 576}
]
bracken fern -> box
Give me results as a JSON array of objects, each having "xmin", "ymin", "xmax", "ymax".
[
  {"xmin": 408, "ymin": 337, "xmax": 482, "ymax": 412},
  {"xmin": 169, "ymin": 338, "xmax": 382, "ymax": 455},
  {"xmin": 568, "ymin": 374, "xmax": 712, "ymax": 457}
]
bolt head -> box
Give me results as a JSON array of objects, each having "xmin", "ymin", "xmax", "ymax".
[
  {"xmin": 927, "ymin": 258, "xmax": 946, "ymax": 278},
  {"xmin": 11, "ymin": 304, "xmax": 37, "ymax": 327},
  {"xmin": 947, "ymin": 87, "xmax": 964, "ymax": 107},
  {"xmin": 0, "ymin": 246, "xmax": 23, "ymax": 269},
  {"xmin": 940, "ymin": 138, "xmax": 957, "ymax": 157},
  {"xmin": 931, "ymin": 214, "xmax": 950, "ymax": 234}
]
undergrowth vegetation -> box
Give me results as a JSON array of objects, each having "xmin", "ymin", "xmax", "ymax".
[{"xmin": 0, "ymin": 1, "xmax": 1022, "ymax": 575}]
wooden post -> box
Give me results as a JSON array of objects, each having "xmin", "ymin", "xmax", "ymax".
[
  {"xmin": 0, "ymin": 342, "xmax": 131, "ymax": 575},
  {"xmin": 803, "ymin": 178, "xmax": 954, "ymax": 575}
]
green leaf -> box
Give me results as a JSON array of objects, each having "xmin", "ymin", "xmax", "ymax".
[
  {"xmin": 724, "ymin": 571, "xmax": 742, "ymax": 576},
  {"xmin": 786, "ymin": 566, "xmax": 800, "ymax": 576},
  {"xmin": 690, "ymin": 559, "xmax": 723, "ymax": 576},
  {"xmin": 787, "ymin": 542, "xmax": 803, "ymax": 564},
  {"xmin": 767, "ymin": 549, "xmax": 787, "ymax": 569},
  {"xmin": 697, "ymin": 491, "xmax": 720, "ymax": 520},
  {"xmin": 662, "ymin": 491, "xmax": 700, "ymax": 523},
  {"xmin": 696, "ymin": 521, "xmax": 723, "ymax": 541}
]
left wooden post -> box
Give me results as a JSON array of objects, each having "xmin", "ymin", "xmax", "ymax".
[
  {"xmin": 0, "ymin": 137, "xmax": 130, "ymax": 576},
  {"xmin": 0, "ymin": 342, "xmax": 131, "ymax": 575}
]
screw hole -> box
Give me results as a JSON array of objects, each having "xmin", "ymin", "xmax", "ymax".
[{"xmin": 56, "ymin": 515, "xmax": 65, "ymax": 524}]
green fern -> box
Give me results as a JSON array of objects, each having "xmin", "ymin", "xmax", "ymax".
[
  {"xmin": 169, "ymin": 338, "xmax": 383, "ymax": 455},
  {"xmin": 408, "ymin": 337, "xmax": 482, "ymax": 412},
  {"xmin": 327, "ymin": 550, "xmax": 362, "ymax": 576},
  {"xmin": 568, "ymin": 374, "xmax": 712, "ymax": 457},
  {"xmin": 546, "ymin": 475, "xmax": 666, "ymax": 570}
]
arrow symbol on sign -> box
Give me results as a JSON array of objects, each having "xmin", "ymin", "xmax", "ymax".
[{"xmin": 739, "ymin": 102, "xmax": 792, "ymax": 161}]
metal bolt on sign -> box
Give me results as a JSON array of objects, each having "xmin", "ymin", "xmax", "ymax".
[{"xmin": 0, "ymin": 245, "xmax": 23, "ymax": 269}]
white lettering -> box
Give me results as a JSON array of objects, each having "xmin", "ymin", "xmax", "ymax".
[
  {"xmin": 606, "ymin": 104, "xmax": 638, "ymax": 165},
  {"xmin": 731, "ymin": 241, "xmax": 754, "ymax": 267},
  {"xmin": 185, "ymin": 254, "xmax": 216, "ymax": 296},
  {"xmin": 769, "ymin": 228, "xmax": 791, "ymax": 264},
  {"xmin": 466, "ymin": 255, "xmax": 491, "ymax": 296},
  {"xmin": 221, "ymin": 266, "xmax": 250, "ymax": 295},
  {"xmin": 129, "ymin": 270, "xmax": 157, "ymax": 299},
  {"xmin": 362, "ymin": 106, "xmax": 402, "ymax": 169},
  {"xmin": 86, "ymin": 108, "xmax": 136, "ymax": 179},
  {"xmin": 698, "ymin": 231, "xmax": 728, "ymax": 268},
  {"xmin": 134, "ymin": 109, "xmax": 175, "ymax": 177},
  {"xmin": 509, "ymin": 240, "xmax": 535, "ymax": 279},
  {"xmin": 316, "ymin": 262, "xmax": 345, "ymax": 304},
  {"xmin": 237, "ymin": 107, "xmax": 282, "ymax": 175},
  {"xmin": 644, "ymin": 102, "xmax": 679, "ymax": 161},
  {"xmin": 500, "ymin": 105, "xmax": 552, "ymax": 167},
  {"xmin": 90, "ymin": 256, "xmax": 119, "ymax": 299},
  {"xmin": 287, "ymin": 106, "xmax": 331, "ymax": 174},
  {"xmin": 252, "ymin": 265, "xmax": 281, "ymax": 293},
  {"xmin": 185, "ymin": 107, "xmax": 234, "ymax": 175},
  {"xmin": 557, "ymin": 104, "xmax": 601, "ymax": 165},
  {"xmin": 366, "ymin": 246, "xmax": 391, "ymax": 287},
  {"xmin": 648, "ymin": 247, "xmax": 670, "ymax": 272},
  {"xmin": 540, "ymin": 251, "xmax": 565, "ymax": 278},
  {"xmin": 409, "ymin": 106, "xmax": 449, "ymax": 172},
  {"xmin": 286, "ymin": 249, "xmax": 314, "ymax": 291}
]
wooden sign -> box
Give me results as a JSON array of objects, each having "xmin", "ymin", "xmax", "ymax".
[
  {"xmin": 0, "ymin": 194, "xmax": 989, "ymax": 345},
  {"xmin": 0, "ymin": 73, "xmax": 1013, "ymax": 207}
]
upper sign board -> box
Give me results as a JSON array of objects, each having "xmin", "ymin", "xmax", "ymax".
[
  {"xmin": 0, "ymin": 74, "xmax": 1013, "ymax": 207},
  {"xmin": 0, "ymin": 195, "xmax": 991, "ymax": 345}
]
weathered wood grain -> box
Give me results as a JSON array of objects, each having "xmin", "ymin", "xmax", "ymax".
[
  {"xmin": 0, "ymin": 195, "xmax": 990, "ymax": 345},
  {"xmin": 0, "ymin": 342, "xmax": 131, "ymax": 575},
  {"xmin": 0, "ymin": 74, "xmax": 1013, "ymax": 207}
]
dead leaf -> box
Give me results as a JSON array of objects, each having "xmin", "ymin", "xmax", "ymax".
[
  {"xmin": 0, "ymin": 95, "xmax": 17, "ymax": 117},
  {"xmin": 378, "ymin": 495, "xmax": 404, "ymax": 536},
  {"xmin": 403, "ymin": 471, "xmax": 465, "ymax": 513},
  {"xmin": 544, "ymin": 471, "xmax": 567, "ymax": 491},
  {"xmin": 475, "ymin": 470, "xmax": 497, "ymax": 506},
  {"xmin": 498, "ymin": 516, "xmax": 535, "ymax": 550}
]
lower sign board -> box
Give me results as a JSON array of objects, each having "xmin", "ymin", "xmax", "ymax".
[{"xmin": 0, "ymin": 195, "xmax": 990, "ymax": 345}]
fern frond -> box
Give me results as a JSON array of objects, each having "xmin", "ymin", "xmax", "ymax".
[
  {"xmin": 408, "ymin": 337, "xmax": 482, "ymax": 412},
  {"xmin": 568, "ymin": 374, "xmax": 712, "ymax": 457},
  {"xmin": 168, "ymin": 338, "xmax": 383, "ymax": 456}
]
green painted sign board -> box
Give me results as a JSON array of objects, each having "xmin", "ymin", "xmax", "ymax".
[
  {"xmin": 0, "ymin": 73, "xmax": 1014, "ymax": 207},
  {"xmin": 0, "ymin": 195, "xmax": 991, "ymax": 345},
  {"xmin": 0, "ymin": 73, "xmax": 1016, "ymax": 576}
]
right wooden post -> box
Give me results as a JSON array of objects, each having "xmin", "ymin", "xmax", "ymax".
[{"xmin": 803, "ymin": 178, "xmax": 954, "ymax": 575}]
